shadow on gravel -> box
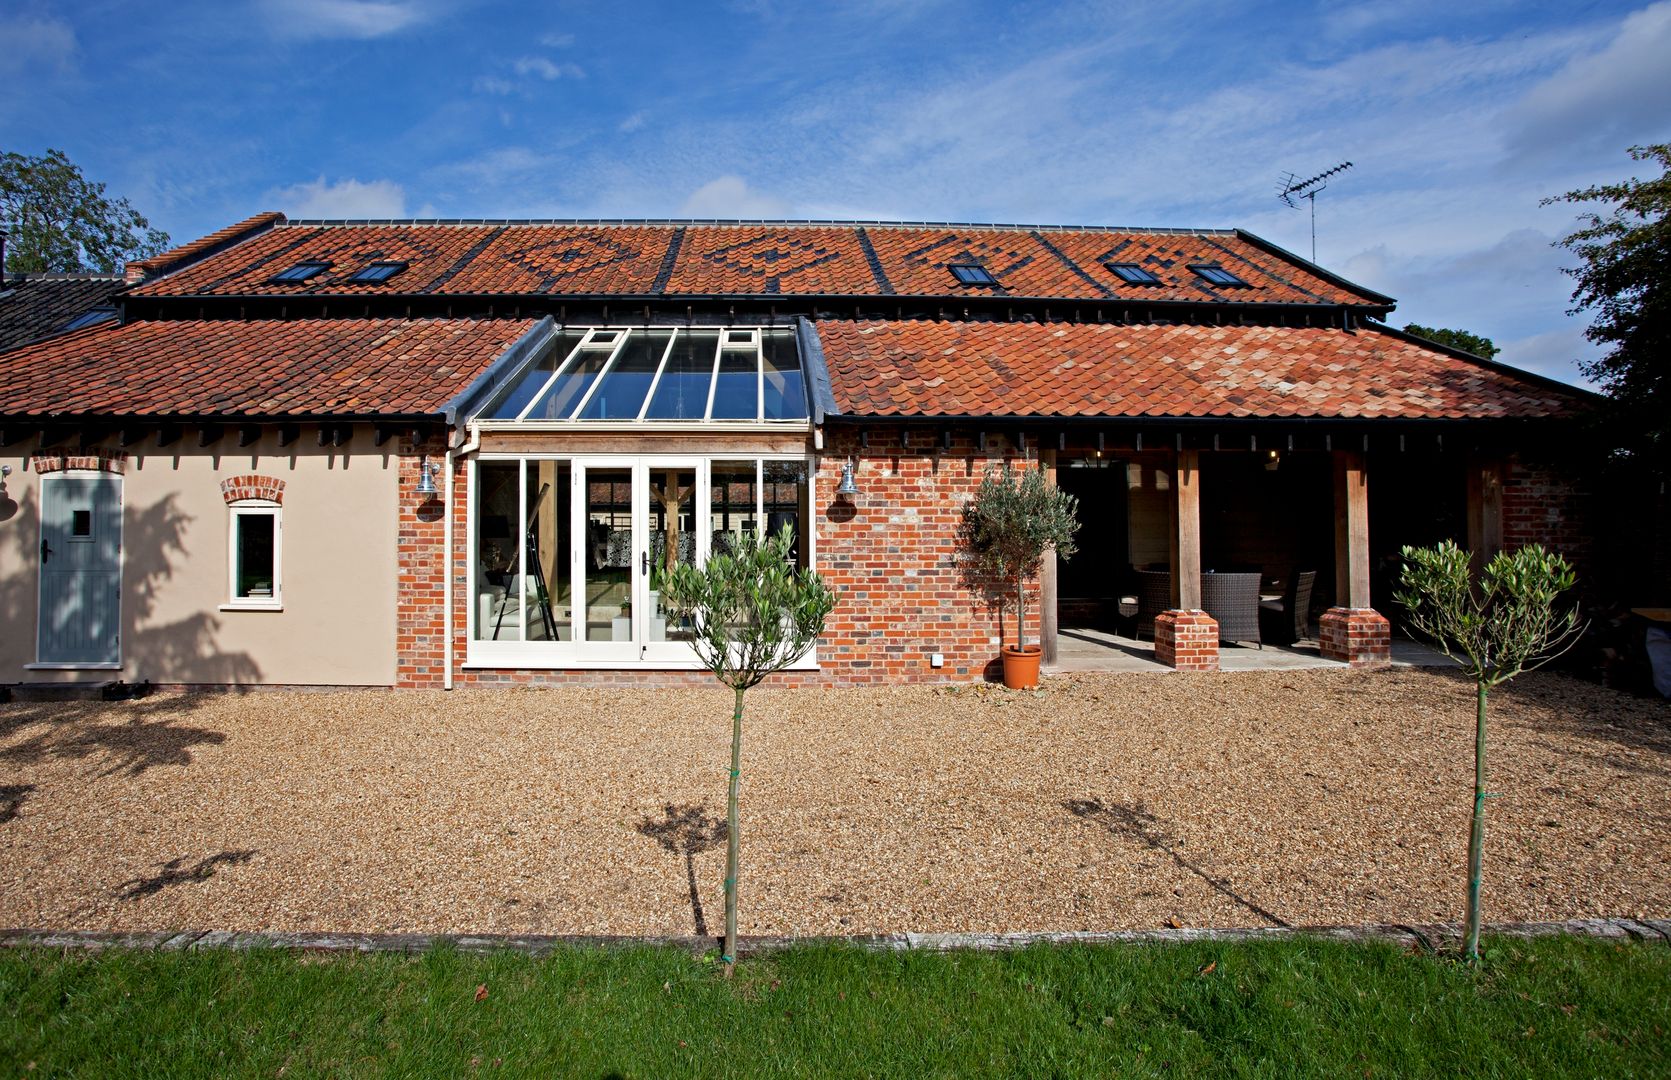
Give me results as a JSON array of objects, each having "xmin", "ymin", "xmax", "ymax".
[
  {"xmin": 0, "ymin": 697, "xmax": 226, "ymax": 777},
  {"xmin": 636, "ymin": 803, "xmax": 728, "ymax": 938},
  {"xmin": 1065, "ymin": 797, "xmax": 1290, "ymax": 927},
  {"xmin": 0, "ymin": 783, "xmax": 34, "ymax": 824},
  {"xmin": 117, "ymin": 850, "xmax": 257, "ymax": 901},
  {"xmin": 1492, "ymin": 672, "xmax": 1671, "ymax": 778}
]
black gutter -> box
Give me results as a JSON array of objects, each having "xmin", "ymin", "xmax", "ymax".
[{"xmin": 1234, "ymin": 229, "xmax": 1396, "ymax": 307}]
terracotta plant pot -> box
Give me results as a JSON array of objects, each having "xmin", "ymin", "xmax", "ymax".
[{"xmin": 1001, "ymin": 644, "xmax": 1043, "ymax": 689}]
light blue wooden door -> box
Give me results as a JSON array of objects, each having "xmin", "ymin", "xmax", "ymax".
[{"xmin": 38, "ymin": 476, "xmax": 122, "ymax": 665}]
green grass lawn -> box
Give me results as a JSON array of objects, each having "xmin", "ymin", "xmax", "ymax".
[{"xmin": 3, "ymin": 936, "xmax": 1667, "ymax": 1078}]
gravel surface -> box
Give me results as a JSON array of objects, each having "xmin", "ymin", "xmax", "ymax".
[{"xmin": 1, "ymin": 670, "xmax": 1666, "ymax": 937}]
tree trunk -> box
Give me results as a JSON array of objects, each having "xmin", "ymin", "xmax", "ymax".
[
  {"xmin": 723, "ymin": 685, "xmax": 744, "ymax": 975},
  {"xmin": 1464, "ymin": 680, "xmax": 1488, "ymax": 963},
  {"xmin": 1016, "ymin": 569, "xmax": 1027, "ymax": 651}
]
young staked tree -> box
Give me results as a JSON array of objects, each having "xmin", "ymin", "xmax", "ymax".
[
  {"xmin": 958, "ymin": 463, "xmax": 1079, "ymax": 652},
  {"xmin": 1, "ymin": 148, "xmax": 170, "ymax": 273},
  {"xmin": 660, "ymin": 526, "xmax": 834, "ymax": 974},
  {"xmin": 1395, "ymin": 541, "xmax": 1583, "ymax": 964}
]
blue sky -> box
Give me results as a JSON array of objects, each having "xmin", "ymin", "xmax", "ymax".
[{"xmin": 4, "ymin": 1, "xmax": 1670, "ymax": 385}]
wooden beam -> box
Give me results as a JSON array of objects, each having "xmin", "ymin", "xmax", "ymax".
[
  {"xmin": 38, "ymin": 429, "xmax": 73, "ymax": 449},
  {"xmin": 1333, "ymin": 451, "xmax": 1371, "ymax": 608},
  {"xmin": 277, "ymin": 424, "xmax": 300, "ymax": 447},
  {"xmin": 1465, "ymin": 453, "xmax": 1505, "ymax": 571},
  {"xmin": 119, "ymin": 426, "xmax": 150, "ymax": 447},
  {"xmin": 1174, "ymin": 449, "xmax": 1202, "ymax": 610},
  {"xmin": 155, "ymin": 426, "xmax": 181, "ymax": 448},
  {"xmin": 237, "ymin": 424, "xmax": 261, "ymax": 447},
  {"xmin": 1040, "ymin": 449, "xmax": 1059, "ymax": 667},
  {"xmin": 197, "ymin": 425, "xmax": 224, "ymax": 447}
]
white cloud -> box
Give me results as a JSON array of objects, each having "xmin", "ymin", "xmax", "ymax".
[
  {"xmin": 0, "ymin": 14, "xmax": 76, "ymax": 75},
  {"xmin": 472, "ymin": 75, "xmax": 515, "ymax": 95},
  {"xmin": 1499, "ymin": 0, "xmax": 1671, "ymax": 165},
  {"xmin": 680, "ymin": 176, "xmax": 792, "ymax": 218},
  {"xmin": 259, "ymin": 0, "xmax": 432, "ymax": 41},
  {"xmin": 1493, "ymin": 326, "xmax": 1591, "ymax": 384},
  {"xmin": 538, "ymin": 31, "xmax": 575, "ymax": 47},
  {"xmin": 512, "ymin": 56, "xmax": 583, "ymax": 80},
  {"xmin": 617, "ymin": 111, "xmax": 647, "ymax": 133},
  {"xmin": 268, "ymin": 176, "xmax": 407, "ymax": 218}
]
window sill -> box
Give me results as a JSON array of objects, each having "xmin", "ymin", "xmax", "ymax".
[
  {"xmin": 219, "ymin": 602, "xmax": 284, "ymax": 612},
  {"xmin": 25, "ymin": 662, "xmax": 123, "ymax": 671}
]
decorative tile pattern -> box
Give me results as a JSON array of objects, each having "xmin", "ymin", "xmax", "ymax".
[{"xmin": 816, "ymin": 319, "xmax": 1582, "ymax": 421}]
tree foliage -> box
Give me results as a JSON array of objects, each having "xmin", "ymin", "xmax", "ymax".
[
  {"xmin": 959, "ymin": 463, "xmax": 1079, "ymax": 652},
  {"xmin": 1395, "ymin": 541, "xmax": 1582, "ymax": 964},
  {"xmin": 1, "ymin": 148, "xmax": 170, "ymax": 273},
  {"xmin": 1545, "ymin": 144, "xmax": 1671, "ymax": 470},
  {"xmin": 1402, "ymin": 323, "xmax": 1500, "ymax": 360},
  {"xmin": 660, "ymin": 526, "xmax": 835, "ymax": 972}
]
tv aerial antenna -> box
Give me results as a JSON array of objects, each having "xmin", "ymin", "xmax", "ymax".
[{"xmin": 1277, "ymin": 161, "xmax": 1353, "ymax": 263}]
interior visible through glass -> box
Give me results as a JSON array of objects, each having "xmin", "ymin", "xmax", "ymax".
[
  {"xmin": 710, "ymin": 462, "xmax": 759, "ymax": 558},
  {"xmin": 235, "ymin": 513, "xmax": 275, "ymax": 599},
  {"xmin": 763, "ymin": 460, "xmax": 810, "ymax": 568},
  {"xmin": 583, "ymin": 467, "xmax": 634, "ymax": 641},
  {"xmin": 647, "ymin": 467, "xmax": 697, "ymax": 642}
]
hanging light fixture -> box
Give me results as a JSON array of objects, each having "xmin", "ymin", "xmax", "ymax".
[
  {"xmin": 415, "ymin": 459, "xmax": 439, "ymax": 496},
  {"xmin": 836, "ymin": 457, "xmax": 860, "ymax": 497}
]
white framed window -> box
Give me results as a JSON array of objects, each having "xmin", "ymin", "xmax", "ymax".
[{"xmin": 224, "ymin": 502, "xmax": 282, "ymax": 610}]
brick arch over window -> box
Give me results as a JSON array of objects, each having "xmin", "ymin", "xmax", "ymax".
[
  {"xmin": 31, "ymin": 450, "xmax": 128, "ymax": 474},
  {"xmin": 222, "ymin": 475, "xmax": 286, "ymax": 505}
]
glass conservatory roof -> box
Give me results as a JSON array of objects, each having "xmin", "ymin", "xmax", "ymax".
[{"xmin": 483, "ymin": 326, "xmax": 807, "ymax": 423}]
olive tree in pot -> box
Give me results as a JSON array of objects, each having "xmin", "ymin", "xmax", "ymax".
[
  {"xmin": 660, "ymin": 525, "xmax": 835, "ymax": 974},
  {"xmin": 959, "ymin": 462, "xmax": 1080, "ymax": 689}
]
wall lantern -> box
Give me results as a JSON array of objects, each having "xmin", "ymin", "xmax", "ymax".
[
  {"xmin": 414, "ymin": 460, "xmax": 439, "ymax": 496},
  {"xmin": 1264, "ymin": 449, "xmax": 1281, "ymax": 472},
  {"xmin": 836, "ymin": 457, "xmax": 860, "ymax": 498}
]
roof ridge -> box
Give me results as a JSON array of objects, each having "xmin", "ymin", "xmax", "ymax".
[
  {"xmin": 279, "ymin": 217, "xmax": 1242, "ymax": 236},
  {"xmin": 126, "ymin": 211, "xmax": 287, "ymax": 284}
]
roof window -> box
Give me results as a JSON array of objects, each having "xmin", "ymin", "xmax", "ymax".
[
  {"xmin": 61, "ymin": 308, "xmax": 118, "ymax": 332},
  {"xmin": 1191, "ymin": 264, "xmax": 1250, "ymax": 287},
  {"xmin": 270, "ymin": 261, "xmax": 330, "ymax": 283},
  {"xmin": 347, "ymin": 261, "xmax": 408, "ymax": 283},
  {"xmin": 947, "ymin": 263, "xmax": 998, "ymax": 287},
  {"xmin": 1105, "ymin": 262, "xmax": 1161, "ymax": 285}
]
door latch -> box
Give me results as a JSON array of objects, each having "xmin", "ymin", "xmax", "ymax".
[
  {"xmin": 40, "ymin": 539, "xmax": 51, "ymax": 563},
  {"xmin": 640, "ymin": 550, "xmax": 649, "ymax": 575}
]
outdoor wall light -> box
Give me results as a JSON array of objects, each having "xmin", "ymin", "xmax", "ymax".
[
  {"xmin": 836, "ymin": 457, "xmax": 860, "ymax": 498},
  {"xmin": 1264, "ymin": 449, "xmax": 1281, "ymax": 472},
  {"xmin": 414, "ymin": 460, "xmax": 439, "ymax": 497}
]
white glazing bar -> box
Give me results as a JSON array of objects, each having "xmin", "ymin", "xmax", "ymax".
[
  {"xmin": 754, "ymin": 336, "xmax": 765, "ymax": 422},
  {"xmin": 515, "ymin": 332, "xmax": 589, "ymax": 422},
  {"xmin": 702, "ymin": 331, "xmax": 724, "ymax": 421},
  {"xmin": 568, "ymin": 328, "xmax": 633, "ymax": 420},
  {"xmin": 516, "ymin": 458, "xmax": 528, "ymax": 641},
  {"xmin": 636, "ymin": 329, "xmax": 680, "ymax": 423}
]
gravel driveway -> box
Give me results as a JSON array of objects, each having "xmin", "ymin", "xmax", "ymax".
[{"xmin": 1, "ymin": 669, "xmax": 1666, "ymax": 937}]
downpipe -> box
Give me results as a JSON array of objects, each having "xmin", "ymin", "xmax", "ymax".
[{"xmin": 443, "ymin": 421, "xmax": 483, "ymax": 691}]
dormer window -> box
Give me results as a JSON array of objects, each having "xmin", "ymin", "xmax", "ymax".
[
  {"xmin": 1105, "ymin": 262, "xmax": 1161, "ymax": 285},
  {"xmin": 1191, "ymin": 264, "xmax": 1250, "ymax": 287},
  {"xmin": 947, "ymin": 263, "xmax": 997, "ymax": 287},
  {"xmin": 270, "ymin": 261, "xmax": 330, "ymax": 283},
  {"xmin": 347, "ymin": 261, "xmax": 408, "ymax": 283}
]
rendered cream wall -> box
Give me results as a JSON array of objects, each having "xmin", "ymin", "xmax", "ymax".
[{"xmin": 0, "ymin": 429, "xmax": 400, "ymax": 685}]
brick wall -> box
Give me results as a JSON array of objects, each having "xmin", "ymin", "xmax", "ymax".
[
  {"xmin": 30, "ymin": 449, "xmax": 126, "ymax": 474},
  {"xmin": 220, "ymin": 474, "xmax": 286, "ymax": 504},
  {"xmin": 393, "ymin": 427, "xmax": 1040, "ymax": 687},
  {"xmin": 1503, "ymin": 457, "xmax": 1592, "ymax": 572},
  {"xmin": 1154, "ymin": 610, "xmax": 1219, "ymax": 671}
]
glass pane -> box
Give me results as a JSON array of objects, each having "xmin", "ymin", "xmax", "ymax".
[
  {"xmin": 583, "ymin": 468, "xmax": 634, "ymax": 641},
  {"xmin": 643, "ymin": 330, "xmax": 717, "ymax": 420},
  {"xmin": 528, "ymin": 346, "xmax": 613, "ymax": 420},
  {"xmin": 71, "ymin": 509, "xmax": 92, "ymax": 537},
  {"xmin": 235, "ymin": 514, "xmax": 275, "ymax": 599},
  {"xmin": 485, "ymin": 330, "xmax": 588, "ymax": 419},
  {"xmin": 474, "ymin": 462, "xmax": 522, "ymax": 639},
  {"xmin": 761, "ymin": 329, "xmax": 806, "ymax": 420},
  {"xmin": 647, "ymin": 467, "xmax": 697, "ymax": 642},
  {"xmin": 579, "ymin": 330, "xmax": 670, "ymax": 420},
  {"xmin": 709, "ymin": 462, "xmax": 759, "ymax": 558},
  {"xmin": 524, "ymin": 462, "xmax": 572, "ymax": 641},
  {"xmin": 709, "ymin": 349, "xmax": 758, "ymax": 420},
  {"xmin": 763, "ymin": 461, "xmax": 810, "ymax": 569}
]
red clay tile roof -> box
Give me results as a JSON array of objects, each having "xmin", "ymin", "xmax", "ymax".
[
  {"xmin": 124, "ymin": 212, "xmax": 285, "ymax": 283},
  {"xmin": 0, "ymin": 317, "xmax": 536, "ymax": 418},
  {"xmin": 816, "ymin": 319, "xmax": 1582, "ymax": 421},
  {"xmin": 128, "ymin": 219, "xmax": 1388, "ymax": 306}
]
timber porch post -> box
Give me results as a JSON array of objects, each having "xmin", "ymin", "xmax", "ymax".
[
  {"xmin": 1156, "ymin": 447, "xmax": 1218, "ymax": 670},
  {"xmin": 1320, "ymin": 450, "xmax": 1391, "ymax": 667}
]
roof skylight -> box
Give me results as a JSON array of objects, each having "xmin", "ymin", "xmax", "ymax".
[
  {"xmin": 270, "ymin": 261, "xmax": 330, "ymax": 283},
  {"xmin": 1105, "ymin": 262, "xmax": 1162, "ymax": 285},
  {"xmin": 484, "ymin": 327, "xmax": 807, "ymax": 424},
  {"xmin": 947, "ymin": 263, "xmax": 998, "ymax": 287},
  {"xmin": 347, "ymin": 261, "xmax": 408, "ymax": 283},
  {"xmin": 1191, "ymin": 264, "xmax": 1250, "ymax": 287}
]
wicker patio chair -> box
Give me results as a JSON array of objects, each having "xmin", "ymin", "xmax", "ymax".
[
  {"xmin": 1134, "ymin": 569, "xmax": 1173, "ymax": 640},
  {"xmin": 1260, "ymin": 570, "xmax": 1317, "ymax": 644},
  {"xmin": 1200, "ymin": 572, "xmax": 1262, "ymax": 646}
]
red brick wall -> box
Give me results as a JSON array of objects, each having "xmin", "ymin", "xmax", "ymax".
[
  {"xmin": 393, "ymin": 427, "xmax": 1042, "ymax": 687},
  {"xmin": 220, "ymin": 474, "xmax": 286, "ymax": 504},
  {"xmin": 1503, "ymin": 457, "xmax": 1592, "ymax": 570},
  {"xmin": 30, "ymin": 449, "xmax": 127, "ymax": 474}
]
